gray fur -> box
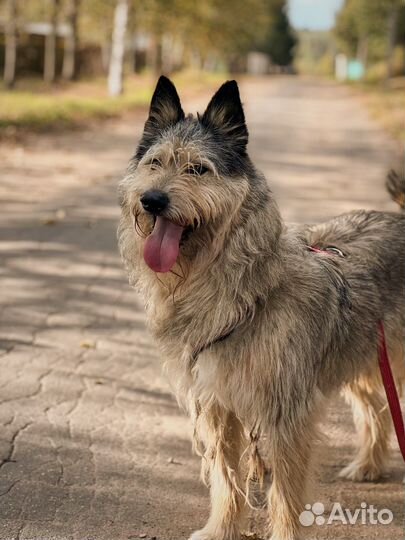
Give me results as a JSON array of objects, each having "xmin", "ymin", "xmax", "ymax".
[{"xmin": 118, "ymin": 77, "xmax": 405, "ymax": 540}]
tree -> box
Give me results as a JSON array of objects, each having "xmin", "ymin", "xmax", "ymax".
[
  {"xmin": 4, "ymin": 0, "xmax": 18, "ymax": 88},
  {"xmin": 79, "ymin": 0, "xmax": 115, "ymax": 72},
  {"xmin": 385, "ymin": 1, "xmax": 402, "ymax": 78},
  {"xmin": 62, "ymin": 0, "xmax": 80, "ymax": 80},
  {"xmin": 335, "ymin": 0, "xmax": 405, "ymax": 76},
  {"xmin": 36, "ymin": 0, "xmax": 298, "ymax": 87},
  {"xmin": 44, "ymin": 0, "xmax": 60, "ymax": 83},
  {"xmin": 108, "ymin": 0, "xmax": 129, "ymax": 96},
  {"xmin": 261, "ymin": 0, "xmax": 297, "ymax": 66},
  {"xmin": 132, "ymin": 0, "xmax": 272, "ymax": 74},
  {"xmin": 334, "ymin": 0, "xmax": 359, "ymax": 57}
]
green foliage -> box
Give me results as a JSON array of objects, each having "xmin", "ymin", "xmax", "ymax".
[
  {"xmin": 1, "ymin": 0, "xmax": 296, "ymax": 66},
  {"xmin": 295, "ymin": 30, "xmax": 336, "ymax": 75},
  {"xmin": 131, "ymin": 0, "xmax": 273, "ymax": 60},
  {"xmin": 335, "ymin": 0, "xmax": 405, "ymax": 61},
  {"xmin": 256, "ymin": 0, "xmax": 297, "ymax": 66},
  {"xmin": 79, "ymin": 0, "xmax": 116, "ymax": 43},
  {"xmin": 334, "ymin": 0, "xmax": 358, "ymax": 56},
  {"xmin": 0, "ymin": 0, "xmax": 298, "ymax": 102},
  {"xmin": 398, "ymin": 7, "xmax": 405, "ymax": 45}
]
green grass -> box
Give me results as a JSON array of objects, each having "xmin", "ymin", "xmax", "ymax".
[
  {"xmin": 0, "ymin": 71, "xmax": 227, "ymax": 135},
  {"xmin": 0, "ymin": 89, "xmax": 151, "ymax": 131}
]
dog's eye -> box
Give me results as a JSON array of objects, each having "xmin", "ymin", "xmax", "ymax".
[
  {"xmin": 149, "ymin": 158, "xmax": 162, "ymax": 170},
  {"xmin": 185, "ymin": 164, "xmax": 209, "ymax": 176}
]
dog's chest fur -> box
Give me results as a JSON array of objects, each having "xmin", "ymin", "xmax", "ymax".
[{"xmin": 143, "ymin": 233, "xmax": 345, "ymax": 426}]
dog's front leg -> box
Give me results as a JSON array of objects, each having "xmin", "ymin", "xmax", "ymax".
[
  {"xmin": 267, "ymin": 413, "xmax": 320, "ymax": 540},
  {"xmin": 190, "ymin": 404, "xmax": 247, "ymax": 540}
]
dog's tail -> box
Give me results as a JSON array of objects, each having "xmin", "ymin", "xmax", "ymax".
[{"xmin": 386, "ymin": 169, "xmax": 405, "ymax": 210}]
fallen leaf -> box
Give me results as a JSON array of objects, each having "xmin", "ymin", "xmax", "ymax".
[{"xmin": 80, "ymin": 340, "xmax": 96, "ymax": 349}]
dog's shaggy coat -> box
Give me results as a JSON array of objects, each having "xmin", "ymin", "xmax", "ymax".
[{"xmin": 118, "ymin": 76, "xmax": 405, "ymax": 540}]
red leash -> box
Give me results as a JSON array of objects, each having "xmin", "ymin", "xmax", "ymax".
[
  {"xmin": 308, "ymin": 245, "xmax": 405, "ymax": 462},
  {"xmin": 378, "ymin": 321, "xmax": 405, "ymax": 463}
]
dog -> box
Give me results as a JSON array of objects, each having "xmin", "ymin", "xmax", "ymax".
[{"xmin": 118, "ymin": 76, "xmax": 405, "ymax": 540}]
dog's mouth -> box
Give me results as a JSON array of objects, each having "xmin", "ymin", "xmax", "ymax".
[{"xmin": 143, "ymin": 216, "xmax": 189, "ymax": 273}]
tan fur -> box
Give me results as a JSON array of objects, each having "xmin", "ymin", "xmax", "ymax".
[
  {"xmin": 341, "ymin": 341, "xmax": 405, "ymax": 482},
  {"xmin": 118, "ymin": 79, "xmax": 405, "ymax": 540}
]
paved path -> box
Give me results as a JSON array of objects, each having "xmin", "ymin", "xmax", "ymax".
[{"xmin": 0, "ymin": 77, "xmax": 403, "ymax": 540}]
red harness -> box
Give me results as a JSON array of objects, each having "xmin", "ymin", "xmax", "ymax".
[{"xmin": 309, "ymin": 245, "xmax": 405, "ymax": 463}]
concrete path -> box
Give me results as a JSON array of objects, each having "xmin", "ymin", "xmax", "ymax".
[{"xmin": 0, "ymin": 77, "xmax": 403, "ymax": 540}]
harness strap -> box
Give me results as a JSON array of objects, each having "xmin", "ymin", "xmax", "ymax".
[
  {"xmin": 191, "ymin": 327, "xmax": 235, "ymax": 367},
  {"xmin": 190, "ymin": 297, "xmax": 263, "ymax": 368},
  {"xmin": 378, "ymin": 321, "xmax": 405, "ymax": 463}
]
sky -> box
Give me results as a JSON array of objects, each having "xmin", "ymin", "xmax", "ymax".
[{"xmin": 288, "ymin": 0, "xmax": 345, "ymax": 31}]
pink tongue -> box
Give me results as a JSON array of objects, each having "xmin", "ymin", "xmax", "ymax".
[{"xmin": 144, "ymin": 217, "xmax": 184, "ymax": 273}]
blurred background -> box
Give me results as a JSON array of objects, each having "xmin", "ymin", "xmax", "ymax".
[{"xmin": 0, "ymin": 0, "xmax": 404, "ymax": 141}]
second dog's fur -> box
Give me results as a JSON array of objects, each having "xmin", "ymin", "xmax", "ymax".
[{"xmin": 118, "ymin": 77, "xmax": 405, "ymax": 540}]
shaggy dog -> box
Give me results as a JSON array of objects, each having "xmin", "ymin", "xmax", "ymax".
[{"xmin": 118, "ymin": 76, "xmax": 405, "ymax": 540}]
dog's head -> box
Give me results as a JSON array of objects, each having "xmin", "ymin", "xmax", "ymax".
[{"xmin": 119, "ymin": 76, "xmax": 258, "ymax": 278}]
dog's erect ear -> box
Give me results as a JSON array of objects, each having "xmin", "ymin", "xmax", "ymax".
[
  {"xmin": 147, "ymin": 75, "xmax": 185, "ymax": 129},
  {"xmin": 136, "ymin": 76, "xmax": 184, "ymax": 160},
  {"xmin": 201, "ymin": 80, "xmax": 248, "ymax": 151}
]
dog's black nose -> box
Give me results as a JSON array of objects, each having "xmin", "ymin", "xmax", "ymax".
[{"xmin": 140, "ymin": 190, "xmax": 169, "ymax": 215}]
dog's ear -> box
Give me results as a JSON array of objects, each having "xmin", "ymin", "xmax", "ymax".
[
  {"xmin": 147, "ymin": 75, "xmax": 185, "ymax": 129},
  {"xmin": 201, "ymin": 80, "xmax": 248, "ymax": 152},
  {"xmin": 136, "ymin": 76, "xmax": 184, "ymax": 159}
]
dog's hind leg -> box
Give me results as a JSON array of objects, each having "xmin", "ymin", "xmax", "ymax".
[
  {"xmin": 190, "ymin": 404, "xmax": 247, "ymax": 540},
  {"xmin": 267, "ymin": 412, "xmax": 320, "ymax": 540},
  {"xmin": 339, "ymin": 370, "xmax": 392, "ymax": 482}
]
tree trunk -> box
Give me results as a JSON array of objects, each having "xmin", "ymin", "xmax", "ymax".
[
  {"xmin": 4, "ymin": 0, "xmax": 18, "ymax": 89},
  {"xmin": 108, "ymin": 0, "xmax": 129, "ymax": 97},
  {"xmin": 62, "ymin": 0, "xmax": 80, "ymax": 80},
  {"xmin": 146, "ymin": 35, "xmax": 163, "ymax": 74},
  {"xmin": 101, "ymin": 41, "xmax": 110, "ymax": 73},
  {"xmin": 154, "ymin": 37, "xmax": 163, "ymax": 74},
  {"xmin": 44, "ymin": 0, "xmax": 60, "ymax": 83},
  {"xmin": 386, "ymin": 5, "xmax": 399, "ymax": 80},
  {"xmin": 161, "ymin": 34, "xmax": 174, "ymax": 75},
  {"xmin": 356, "ymin": 35, "xmax": 368, "ymax": 69}
]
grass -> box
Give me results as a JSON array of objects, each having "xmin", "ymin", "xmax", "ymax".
[
  {"xmin": 2, "ymin": 70, "xmax": 403, "ymax": 144},
  {"xmin": 0, "ymin": 88, "xmax": 151, "ymax": 131},
  {"xmin": 356, "ymin": 77, "xmax": 405, "ymax": 143},
  {"xmin": 0, "ymin": 70, "xmax": 226, "ymax": 135}
]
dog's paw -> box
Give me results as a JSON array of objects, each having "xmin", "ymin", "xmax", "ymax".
[
  {"xmin": 189, "ymin": 531, "xmax": 214, "ymax": 540},
  {"xmin": 269, "ymin": 536, "xmax": 301, "ymax": 540},
  {"xmin": 189, "ymin": 527, "xmax": 241, "ymax": 540},
  {"xmin": 339, "ymin": 462, "xmax": 384, "ymax": 482}
]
